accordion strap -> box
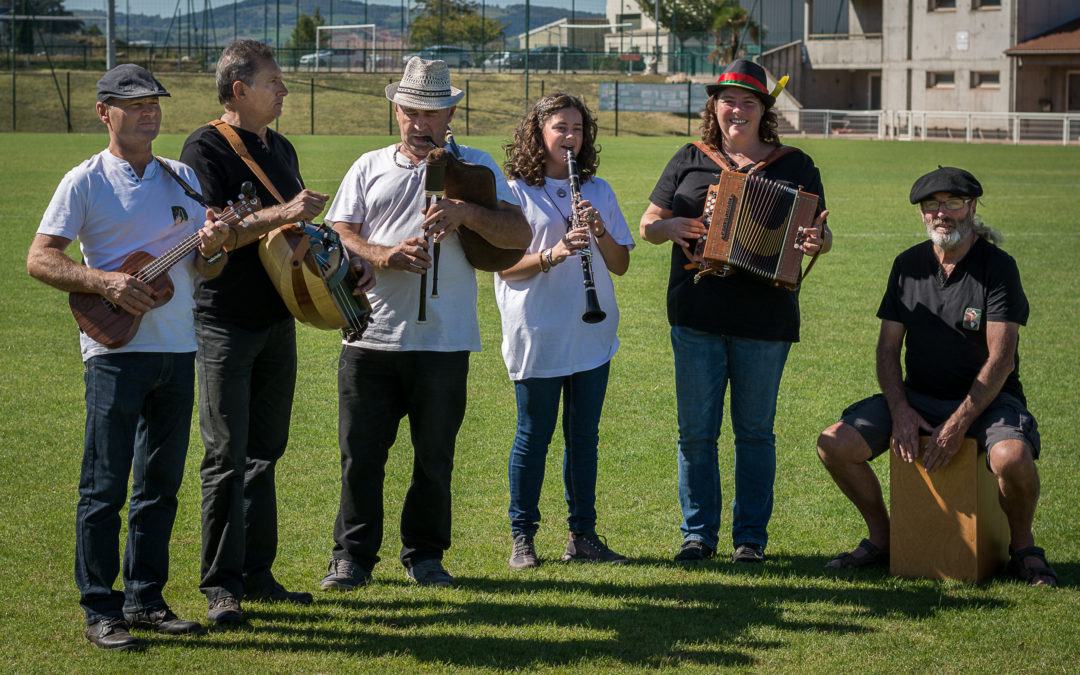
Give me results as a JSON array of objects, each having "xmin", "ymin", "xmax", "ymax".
[{"xmin": 693, "ymin": 142, "xmax": 802, "ymax": 174}]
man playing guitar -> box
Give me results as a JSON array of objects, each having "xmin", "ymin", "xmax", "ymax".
[{"xmin": 27, "ymin": 64, "xmax": 230, "ymax": 651}]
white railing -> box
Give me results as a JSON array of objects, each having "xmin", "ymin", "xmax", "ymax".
[{"xmin": 777, "ymin": 109, "xmax": 1080, "ymax": 145}]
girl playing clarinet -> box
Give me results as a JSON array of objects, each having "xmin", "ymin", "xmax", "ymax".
[{"xmin": 497, "ymin": 93, "xmax": 634, "ymax": 569}]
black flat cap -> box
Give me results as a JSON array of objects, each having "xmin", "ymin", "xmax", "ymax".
[
  {"xmin": 97, "ymin": 64, "xmax": 170, "ymax": 103},
  {"xmin": 909, "ymin": 166, "xmax": 983, "ymax": 204}
]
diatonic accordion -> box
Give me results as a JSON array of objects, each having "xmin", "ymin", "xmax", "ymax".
[{"xmin": 698, "ymin": 169, "xmax": 819, "ymax": 290}]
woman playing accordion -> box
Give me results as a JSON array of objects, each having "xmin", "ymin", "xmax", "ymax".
[
  {"xmin": 640, "ymin": 60, "xmax": 831, "ymax": 565},
  {"xmin": 496, "ymin": 93, "xmax": 634, "ymax": 569}
]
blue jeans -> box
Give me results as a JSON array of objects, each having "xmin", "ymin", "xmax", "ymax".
[
  {"xmin": 195, "ymin": 317, "xmax": 296, "ymax": 601},
  {"xmin": 76, "ymin": 351, "xmax": 194, "ymax": 624},
  {"xmin": 671, "ymin": 326, "xmax": 791, "ymax": 551},
  {"xmin": 508, "ymin": 361, "xmax": 611, "ymax": 538},
  {"xmin": 333, "ymin": 347, "xmax": 469, "ymax": 570}
]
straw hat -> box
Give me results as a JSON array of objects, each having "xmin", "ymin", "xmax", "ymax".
[{"xmin": 385, "ymin": 57, "xmax": 464, "ymax": 110}]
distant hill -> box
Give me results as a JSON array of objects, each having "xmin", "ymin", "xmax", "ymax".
[{"xmin": 85, "ymin": 0, "xmax": 604, "ymax": 48}]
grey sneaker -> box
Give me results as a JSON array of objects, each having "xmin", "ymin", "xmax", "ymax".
[
  {"xmin": 405, "ymin": 559, "xmax": 454, "ymax": 587},
  {"xmin": 732, "ymin": 543, "xmax": 765, "ymax": 563},
  {"xmin": 207, "ymin": 596, "xmax": 244, "ymax": 626},
  {"xmin": 509, "ymin": 534, "xmax": 539, "ymax": 569},
  {"xmin": 124, "ymin": 605, "xmax": 204, "ymax": 635},
  {"xmin": 321, "ymin": 557, "xmax": 372, "ymax": 590},
  {"xmin": 562, "ymin": 531, "xmax": 628, "ymax": 564}
]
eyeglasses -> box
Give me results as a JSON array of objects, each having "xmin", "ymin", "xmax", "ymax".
[{"xmin": 920, "ymin": 198, "xmax": 972, "ymax": 212}]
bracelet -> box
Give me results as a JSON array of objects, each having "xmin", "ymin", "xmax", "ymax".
[
  {"xmin": 539, "ymin": 249, "xmax": 551, "ymax": 273},
  {"xmin": 544, "ymin": 248, "xmax": 556, "ymax": 270},
  {"xmin": 201, "ymin": 248, "xmax": 226, "ymax": 265},
  {"xmin": 594, "ymin": 225, "xmax": 607, "ymax": 239}
]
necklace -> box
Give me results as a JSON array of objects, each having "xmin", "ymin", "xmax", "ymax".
[
  {"xmin": 393, "ymin": 144, "xmax": 418, "ymax": 170},
  {"xmin": 541, "ymin": 181, "xmax": 571, "ymax": 227}
]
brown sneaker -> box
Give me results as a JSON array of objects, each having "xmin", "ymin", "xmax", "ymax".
[
  {"xmin": 509, "ymin": 534, "xmax": 539, "ymax": 569},
  {"xmin": 562, "ymin": 531, "xmax": 628, "ymax": 564}
]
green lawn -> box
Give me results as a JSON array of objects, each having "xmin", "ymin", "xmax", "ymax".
[{"xmin": 1, "ymin": 132, "xmax": 1078, "ymax": 673}]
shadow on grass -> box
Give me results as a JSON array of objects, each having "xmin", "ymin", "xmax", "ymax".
[{"xmin": 180, "ymin": 554, "xmax": 1009, "ymax": 669}]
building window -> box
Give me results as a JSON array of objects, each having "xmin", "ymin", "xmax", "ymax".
[
  {"xmin": 973, "ymin": 0, "xmax": 1001, "ymax": 8},
  {"xmin": 616, "ymin": 13, "xmax": 642, "ymax": 30},
  {"xmin": 928, "ymin": 0, "xmax": 956, "ymax": 10},
  {"xmin": 927, "ymin": 71, "xmax": 955, "ymax": 88},
  {"xmin": 971, "ymin": 71, "xmax": 1000, "ymax": 89}
]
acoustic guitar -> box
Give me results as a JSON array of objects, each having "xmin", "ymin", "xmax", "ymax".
[{"xmin": 69, "ymin": 186, "xmax": 260, "ymax": 349}]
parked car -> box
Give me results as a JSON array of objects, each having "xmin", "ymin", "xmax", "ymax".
[
  {"xmin": 482, "ymin": 50, "xmax": 512, "ymax": 71},
  {"xmin": 402, "ymin": 45, "xmax": 474, "ymax": 68},
  {"xmin": 299, "ymin": 49, "xmax": 354, "ymax": 69},
  {"xmin": 506, "ymin": 46, "xmax": 589, "ymax": 71}
]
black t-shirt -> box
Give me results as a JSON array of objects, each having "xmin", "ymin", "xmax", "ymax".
[
  {"xmin": 648, "ymin": 143, "xmax": 826, "ymax": 342},
  {"xmin": 180, "ymin": 123, "xmax": 303, "ymax": 328},
  {"xmin": 877, "ymin": 237, "xmax": 1029, "ymax": 403}
]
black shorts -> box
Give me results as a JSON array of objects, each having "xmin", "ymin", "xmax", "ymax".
[{"xmin": 840, "ymin": 388, "xmax": 1041, "ymax": 462}]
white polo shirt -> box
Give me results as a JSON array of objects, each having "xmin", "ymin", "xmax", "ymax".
[
  {"xmin": 38, "ymin": 150, "xmax": 204, "ymax": 361},
  {"xmin": 327, "ymin": 143, "xmax": 518, "ymax": 352}
]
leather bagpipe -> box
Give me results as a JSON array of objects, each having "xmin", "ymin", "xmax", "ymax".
[{"xmin": 425, "ymin": 145, "xmax": 526, "ymax": 272}]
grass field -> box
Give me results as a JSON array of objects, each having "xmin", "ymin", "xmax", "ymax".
[{"xmin": 1, "ymin": 131, "xmax": 1079, "ymax": 673}]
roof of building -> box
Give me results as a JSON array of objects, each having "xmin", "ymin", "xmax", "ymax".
[{"xmin": 1006, "ymin": 15, "xmax": 1080, "ymax": 55}]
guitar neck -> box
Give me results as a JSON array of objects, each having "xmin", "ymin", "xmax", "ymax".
[{"xmin": 132, "ymin": 203, "xmax": 251, "ymax": 283}]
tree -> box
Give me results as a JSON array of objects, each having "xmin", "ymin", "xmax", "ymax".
[
  {"xmin": 409, "ymin": 0, "xmax": 505, "ymax": 50},
  {"xmin": 15, "ymin": 0, "xmax": 82, "ymax": 54},
  {"xmin": 634, "ymin": 0, "xmax": 762, "ymax": 64},
  {"xmin": 288, "ymin": 7, "xmax": 325, "ymax": 51}
]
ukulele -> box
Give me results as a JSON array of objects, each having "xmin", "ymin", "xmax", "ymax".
[{"xmin": 69, "ymin": 184, "xmax": 260, "ymax": 349}]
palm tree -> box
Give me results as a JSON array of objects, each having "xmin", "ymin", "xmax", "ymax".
[{"xmin": 709, "ymin": 2, "xmax": 762, "ymax": 64}]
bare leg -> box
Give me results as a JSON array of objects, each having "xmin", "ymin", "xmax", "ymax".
[
  {"xmin": 817, "ymin": 422, "xmax": 890, "ymax": 562},
  {"xmin": 988, "ymin": 439, "xmax": 1054, "ymax": 586}
]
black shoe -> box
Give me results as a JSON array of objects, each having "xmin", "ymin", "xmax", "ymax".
[
  {"xmin": 124, "ymin": 605, "xmax": 204, "ymax": 635},
  {"xmin": 321, "ymin": 558, "xmax": 372, "ymax": 591},
  {"xmin": 85, "ymin": 617, "xmax": 142, "ymax": 651},
  {"xmin": 509, "ymin": 534, "xmax": 539, "ymax": 569},
  {"xmin": 674, "ymin": 540, "xmax": 715, "ymax": 563},
  {"xmin": 732, "ymin": 543, "xmax": 765, "ymax": 564},
  {"xmin": 207, "ymin": 596, "xmax": 245, "ymax": 626},
  {"xmin": 405, "ymin": 559, "xmax": 455, "ymax": 587},
  {"xmin": 246, "ymin": 580, "xmax": 314, "ymax": 605},
  {"xmin": 562, "ymin": 531, "xmax": 628, "ymax": 564}
]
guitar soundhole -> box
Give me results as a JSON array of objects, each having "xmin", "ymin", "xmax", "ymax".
[{"xmin": 102, "ymin": 297, "xmax": 120, "ymax": 313}]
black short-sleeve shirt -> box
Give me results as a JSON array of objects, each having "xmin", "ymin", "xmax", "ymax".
[
  {"xmin": 877, "ymin": 237, "xmax": 1029, "ymax": 402},
  {"xmin": 648, "ymin": 143, "xmax": 826, "ymax": 342},
  {"xmin": 180, "ymin": 123, "xmax": 304, "ymax": 329}
]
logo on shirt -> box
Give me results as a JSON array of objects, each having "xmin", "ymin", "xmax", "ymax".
[
  {"xmin": 963, "ymin": 307, "xmax": 983, "ymax": 331},
  {"xmin": 171, "ymin": 205, "xmax": 189, "ymax": 225}
]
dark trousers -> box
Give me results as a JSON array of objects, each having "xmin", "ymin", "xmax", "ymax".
[
  {"xmin": 333, "ymin": 346, "xmax": 469, "ymax": 571},
  {"xmin": 77, "ymin": 352, "xmax": 194, "ymax": 624},
  {"xmin": 195, "ymin": 317, "xmax": 296, "ymax": 601}
]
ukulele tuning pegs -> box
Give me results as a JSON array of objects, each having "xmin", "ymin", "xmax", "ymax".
[{"xmin": 240, "ymin": 181, "xmax": 255, "ymax": 197}]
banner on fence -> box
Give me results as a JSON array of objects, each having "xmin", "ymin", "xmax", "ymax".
[{"xmin": 597, "ymin": 82, "xmax": 709, "ymax": 113}]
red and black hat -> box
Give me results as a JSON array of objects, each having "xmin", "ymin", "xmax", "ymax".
[{"xmin": 706, "ymin": 59, "xmax": 774, "ymax": 107}]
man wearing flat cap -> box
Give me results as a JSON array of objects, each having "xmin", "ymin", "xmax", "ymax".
[
  {"xmin": 319, "ymin": 57, "xmax": 530, "ymax": 589},
  {"xmin": 27, "ymin": 64, "xmax": 231, "ymax": 649},
  {"xmin": 815, "ymin": 167, "xmax": 1056, "ymax": 586}
]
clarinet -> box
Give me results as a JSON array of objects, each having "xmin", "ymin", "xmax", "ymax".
[{"xmin": 565, "ymin": 149, "xmax": 606, "ymax": 324}]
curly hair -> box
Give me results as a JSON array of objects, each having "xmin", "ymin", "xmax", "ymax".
[
  {"xmin": 217, "ymin": 39, "xmax": 276, "ymax": 106},
  {"xmin": 504, "ymin": 93, "xmax": 600, "ymax": 187},
  {"xmin": 699, "ymin": 90, "xmax": 781, "ymax": 149}
]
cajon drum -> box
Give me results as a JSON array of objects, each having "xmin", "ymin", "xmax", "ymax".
[{"xmin": 889, "ymin": 437, "xmax": 1009, "ymax": 582}]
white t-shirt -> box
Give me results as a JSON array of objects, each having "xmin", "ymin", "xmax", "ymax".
[
  {"xmin": 494, "ymin": 176, "xmax": 635, "ymax": 381},
  {"xmin": 37, "ymin": 150, "xmax": 205, "ymax": 361},
  {"xmin": 326, "ymin": 144, "xmax": 518, "ymax": 352}
]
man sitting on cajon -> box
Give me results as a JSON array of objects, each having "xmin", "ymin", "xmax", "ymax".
[{"xmin": 815, "ymin": 166, "xmax": 1056, "ymax": 586}]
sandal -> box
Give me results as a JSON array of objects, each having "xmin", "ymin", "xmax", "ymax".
[
  {"xmin": 1007, "ymin": 545, "xmax": 1058, "ymax": 587},
  {"xmin": 826, "ymin": 538, "xmax": 889, "ymax": 569}
]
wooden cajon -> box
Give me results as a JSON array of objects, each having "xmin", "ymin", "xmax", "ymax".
[{"xmin": 889, "ymin": 437, "xmax": 1010, "ymax": 582}]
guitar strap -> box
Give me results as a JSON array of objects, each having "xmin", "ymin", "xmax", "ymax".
[
  {"xmin": 207, "ymin": 120, "xmax": 309, "ymax": 263},
  {"xmin": 154, "ymin": 156, "xmax": 207, "ymax": 207}
]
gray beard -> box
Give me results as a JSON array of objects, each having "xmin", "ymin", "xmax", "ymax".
[{"xmin": 926, "ymin": 215, "xmax": 972, "ymax": 251}]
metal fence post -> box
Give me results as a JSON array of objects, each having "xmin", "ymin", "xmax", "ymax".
[
  {"xmin": 388, "ymin": 78, "xmax": 393, "ymax": 135},
  {"xmin": 466, "ymin": 79, "xmax": 470, "ymax": 136},
  {"xmin": 66, "ymin": 71, "xmax": 71, "ymax": 133},
  {"xmin": 614, "ymin": 80, "xmax": 619, "ymax": 137},
  {"xmin": 686, "ymin": 80, "xmax": 691, "ymax": 136}
]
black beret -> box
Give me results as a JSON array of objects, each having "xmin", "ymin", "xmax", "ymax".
[
  {"xmin": 96, "ymin": 64, "xmax": 170, "ymax": 103},
  {"xmin": 909, "ymin": 166, "xmax": 983, "ymax": 204}
]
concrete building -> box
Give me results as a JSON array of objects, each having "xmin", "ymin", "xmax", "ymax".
[{"xmin": 763, "ymin": 0, "xmax": 1080, "ymax": 113}]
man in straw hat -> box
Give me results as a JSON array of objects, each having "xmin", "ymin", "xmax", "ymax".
[
  {"xmin": 816, "ymin": 166, "xmax": 1056, "ymax": 586},
  {"xmin": 27, "ymin": 64, "xmax": 231, "ymax": 649},
  {"xmin": 319, "ymin": 57, "xmax": 530, "ymax": 589}
]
